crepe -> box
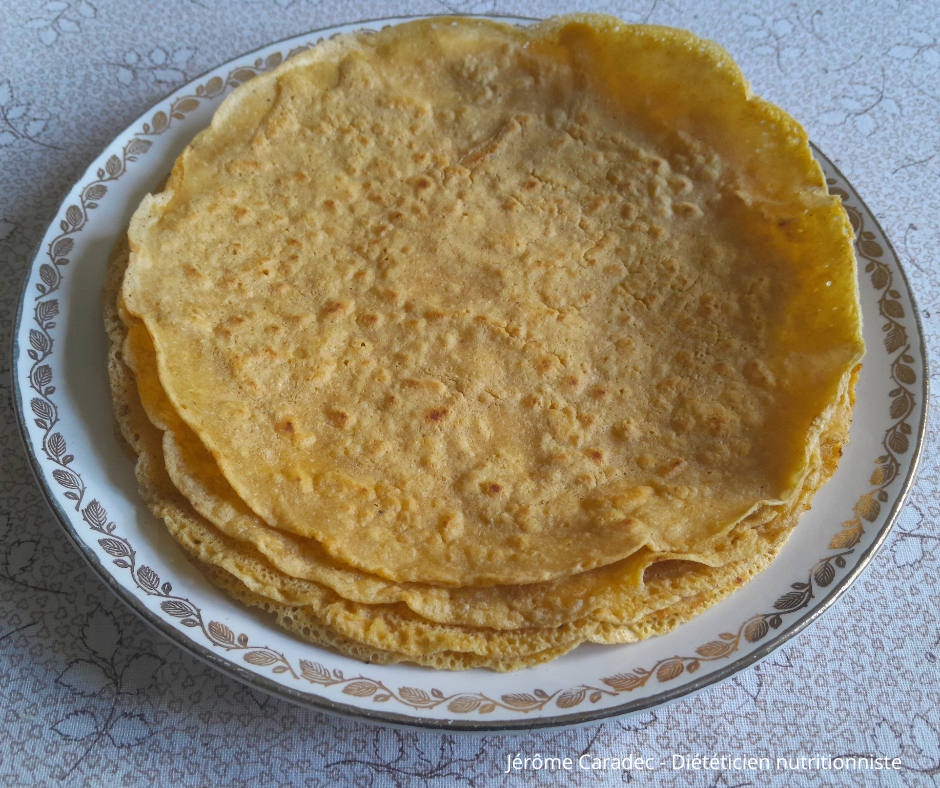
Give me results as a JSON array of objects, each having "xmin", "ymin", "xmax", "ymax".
[
  {"xmin": 115, "ymin": 243, "xmax": 848, "ymax": 628},
  {"xmin": 107, "ymin": 14, "xmax": 864, "ymax": 671},
  {"xmin": 106, "ymin": 256, "xmax": 853, "ymax": 668}
]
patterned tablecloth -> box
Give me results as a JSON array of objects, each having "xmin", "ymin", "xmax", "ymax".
[{"xmin": 1, "ymin": 0, "xmax": 937, "ymax": 785}]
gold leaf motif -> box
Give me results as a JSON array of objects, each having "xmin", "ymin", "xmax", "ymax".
[
  {"xmin": 772, "ymin": 590, "xmax": 807, "ymax": 612},
  {"xmin": 126, "ymin": 138, "xmax": 152, "ymax": 156},
  {"xmin": 743, "ymin": 618, "xmax": 769, "ymax": 643},
  {"xmin": 829, "ymin": 528, "xmax": 860, "ymax": 550},
  {"xmin": 696, "ymin": 640, "xmax": 734, "ymax": 658},
  {"xmin": 299, "ymin": 660, "xmax": 331, "ymax": 683},
  {"xmin": 230, "ymin": 68, "xmax": 257, "ymax": 84},
  {"xmin": 52, "ymin": 238, "xmax": 73, "ymax": 257},
  {"xmin": 556, "ymin": 689, "xmax": 585, "ymax": 708},
  {"xmin": 398, "ymin": 686, "xmax": 430, "ymax": 705},
  {"xmin": 135, "ymin": 565, "xmax": 159, "ymax": 592},
  {"xmin": 890, "ymin": 396, "xmax": 909, "ymax": 419},
  {"xmin": 159, "ymin": 599, "xmax": 192, "ymax": 618},
  {"xmin": 888, "ymin": 431, "xmax": 909, "ymax": 454},
  {"xmin": 39, "ymin": 265, "xmax": 56, "ymax": 287},
  {"xmin": 858, "ymin": 496, "xmax": 881, "ymax": 522},
  {"xmin": 105, "ymin": 155, "xmax": 122, "ymax": 176},
  {"xmin": 175, "ymin": 98, "xmax": 200, "ymax": 113},
  {"xmin": 342, "ymin": 680, "xmax": 377, "ymax": 697},
  {"xmin": 99, "ymin": 537, "xmax": 128, "ymax": 557},
  {"xmin": 656, "ymin": 659, "xmax": 684, "ymax": 682},
  {"xmin": 500, "ymin": 693, "xmax": 538, "ymax": 708},
  {"xmin": 447, "ymin": 697, "xmax": 481, "ymax": 713},
  {"xmin": 243, "ymin": 650, "xmax": 278, "ymax": 666},
  {"xmin": 860, "ymin": 239, "xmax": 884, "ymax": 258},
  {"xmin": 883, "ymin": 300, "xmax": 905, "ymax": 319},
  {"xmin": 814, "ymin": 562, "xmax": 835, "ymax": 588},
  {"xmin": 207, "ymin": 620, "xmax": 235, "ymax": 645},
  {"xmin": 602, "ymin": 672, "xmax": 646, "ymax": 691}
]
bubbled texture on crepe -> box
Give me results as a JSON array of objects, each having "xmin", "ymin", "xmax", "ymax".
[
  {"xmin": 106, "ymin": 230, "xmax": 856, "ymax": 670},
  {"xmin": 122, "ymin": 16, "xmax": 864, "ymax": 586},
  {"xmin": 119, "ymin": 271, "xmax": 844, "ymax": 631}
]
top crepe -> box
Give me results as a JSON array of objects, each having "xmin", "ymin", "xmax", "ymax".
[{"xmin": 123, "ymin": 15, "xmax": 864, "ymax": 586}]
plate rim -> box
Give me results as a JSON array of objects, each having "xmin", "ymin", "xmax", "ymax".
[{"xmin": 10, "ymin": 14, "xmax": 931, "ymax": 733}]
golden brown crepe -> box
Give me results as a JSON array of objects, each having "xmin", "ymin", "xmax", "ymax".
[{"xmin": 106, "ymin": 14, "xmax": 864, "ymax": 670}]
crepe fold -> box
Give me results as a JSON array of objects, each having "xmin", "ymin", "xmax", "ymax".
[{"xmin": 107, "ymin": 15, "xmax": 863, "ymax": 670}]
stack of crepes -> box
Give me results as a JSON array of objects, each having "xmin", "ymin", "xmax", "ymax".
[{"xmin": 105, "ymin": 15, "xmax": 864, "ymax": 671}]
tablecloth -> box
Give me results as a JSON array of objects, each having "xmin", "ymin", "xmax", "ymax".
[{"xmin": 1, "ymin": 0, "xmax": 937, "ymax": 785}]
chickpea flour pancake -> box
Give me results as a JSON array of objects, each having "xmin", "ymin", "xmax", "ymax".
[{"xmin": 108, "ymin": 14, "xmax": 864, "ymax": 670}]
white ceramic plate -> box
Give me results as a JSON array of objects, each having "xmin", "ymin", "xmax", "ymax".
[{"xmin": 12, "ymin": 16, "xmax": 928, "ymax": 732}]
